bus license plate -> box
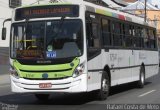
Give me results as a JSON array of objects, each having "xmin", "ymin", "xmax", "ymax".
[{"xmin": 39, "ymin": 83, "xmax": 52, "ymax": 88}]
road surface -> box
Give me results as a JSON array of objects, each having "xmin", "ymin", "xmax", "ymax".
[{"xmin": 0, "ymin": 66, "xmax": 160, "ymax": 110}]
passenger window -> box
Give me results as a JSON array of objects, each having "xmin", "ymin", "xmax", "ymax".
[
  {"xmin": 101, "ymin": 19, "xmax": 111, "ymax": 46},
  {"xmin": 149, "ymin": 29, "xmax": 156, "ymax": 49},
  {"xmin": 133, "ymin": 26, "xmax": 142, "ymax": 48},
  {"xmin": 112, "ymin": 22, "xmax": 122, "ymax": 46},
  {"xmin": 124, "ymin": 24, "xmax": 132, "ymax": 47},
  {"xmin": 144, "ymin": 28, "xmax": 150, "ymax": 48}
]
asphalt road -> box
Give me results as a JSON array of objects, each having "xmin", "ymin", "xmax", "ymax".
[{"xmin": 0, "ymin": 66, "xmax": 160, "ymax": 110}]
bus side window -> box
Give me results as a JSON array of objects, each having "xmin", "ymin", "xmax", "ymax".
[
  {"xmin": 112, "ymin": 21, "xmax": 122, "ymax": 46},
  {"xmin": 149, "ymin": 29, "xmax": 156, "ymax": 49},
  {"xmin": 124, "ymin": 24, "xmax": 132, "ymax": 47},
  {"xmin": 133, "ymin": 26, "xmax": 141, "ymax": 48},
  {"xmin": 101, "ymin": 18, "xmax": 111, "ymax": 46},
  {"xmin": 144, "ymin": 28, "xmax": 150, "ymax": 48}
]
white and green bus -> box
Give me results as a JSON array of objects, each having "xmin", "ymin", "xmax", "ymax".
[{"xmin": 2, "ymin": 0, "xmax": 159, "ymax": 100}]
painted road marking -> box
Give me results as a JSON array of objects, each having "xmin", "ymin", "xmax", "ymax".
[{"xmin": 138, "ymin": 90, "xmax": 156, "ymax": 97}]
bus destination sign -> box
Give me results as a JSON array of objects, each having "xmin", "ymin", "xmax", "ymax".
[{"xmin": 15, "ymin": 5, "xmax": 79, "ymax": 20}]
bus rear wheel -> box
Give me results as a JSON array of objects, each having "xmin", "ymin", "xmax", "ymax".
[
  {"xmin": 96, "ymin": 71, "xmax": 110, "ymax": 100},
  {"xmin": 137, "ymin": 66, "xmax": 145, "ymax": 88},
  {"xmin": 35, "ymin": 94, "xmax": 50, "ymax": 100}
]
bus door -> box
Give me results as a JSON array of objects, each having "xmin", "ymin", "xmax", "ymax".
[{"xmin": 86, "ymin": 13, "xmax": 102, "ymax": 91}]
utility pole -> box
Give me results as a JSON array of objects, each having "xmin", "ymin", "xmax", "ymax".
[
  {"xmin": 144, "ymin": 0, "xmax": 147, "ymax": 22},
  {"xmin": 37, "ymin": 0, "xmax": 40, "ymax": 4}
]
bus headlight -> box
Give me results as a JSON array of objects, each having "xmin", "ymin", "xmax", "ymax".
[
  {"xmin": 10, "ymin": 66, "xmax": 19, "ymax": 79},
  {"xmin": 73, "ymin": 63, "xmax": 85, "ymax": 78}
]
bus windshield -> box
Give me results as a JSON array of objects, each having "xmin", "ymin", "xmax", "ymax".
[{"xmin": 11, "ymin": 19, "xmax": 83, "ymax": 60}]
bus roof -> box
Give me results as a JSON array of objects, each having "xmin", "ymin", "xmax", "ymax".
[
  {"xmin": 83, "ymin": 1, "xmax": 156, "ymax": 28},
  {"xmin": 21, "ymin": 2, "xmax": 72, "ymax": 8}
]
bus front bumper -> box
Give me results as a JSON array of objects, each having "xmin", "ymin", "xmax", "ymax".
[{"xmin": 10, "ymin": 74, "xmax": 87, "ymax": 93}]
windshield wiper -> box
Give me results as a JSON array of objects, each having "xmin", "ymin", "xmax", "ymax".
[{"xmin": 47, "ymin": 16, "xmax": 66, "ymax": 46}]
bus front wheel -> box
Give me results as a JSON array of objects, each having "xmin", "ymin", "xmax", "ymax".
[
  {"xmin": 35, "ymin": 94, "xmax": 50, "ymax": 100},
  {"xmin": 96, "ymin": 71, "xmax": 110, "ymax": 100}
]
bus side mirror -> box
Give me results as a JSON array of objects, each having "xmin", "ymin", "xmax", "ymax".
[
  {"xmin": 2, "ymin": 27, "xmax": 6, "ymax": 40},
  {"xmin": 1, "ymin": 18, "xmax": 11, "ymax": 40}
]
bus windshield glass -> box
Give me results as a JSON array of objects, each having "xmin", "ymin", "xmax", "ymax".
[{"xmin": 11, "ymin": 19, "xmax": 83, "ymax": 60}]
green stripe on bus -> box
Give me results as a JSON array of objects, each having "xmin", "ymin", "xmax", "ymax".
[
  {"xmin": 96, "ymin": 9, "xmax": 112, "ymax": 17},
  {"xmin": 21, "ymin": 71, "xmax": 73, "ymax": 79},
  {"xmin": 13, "ymin": 58, "xmax": 80, "ymax": 79}
]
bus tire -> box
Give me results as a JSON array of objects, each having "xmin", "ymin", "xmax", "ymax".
[
  {"xmin": 35, "ymin": 94, "xmax": 50, "ymax": 100},
  {"xmin": 96, "ymin": 71, "xmax": 110, "ymax": 100},
  {"xmin": 137, "ymin": 66, "xmax": 145, "ymax": 88}
]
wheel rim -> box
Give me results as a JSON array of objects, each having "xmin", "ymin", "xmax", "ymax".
[{"xmin": 102, "ymin": 79, "xmax": 109, "ymax": 93}]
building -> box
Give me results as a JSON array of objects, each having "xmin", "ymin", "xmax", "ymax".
[
  {"xmin": 146, "ymin": 10, "xmax": 160, "ymax": 41},
  {"xmin": 0, "ymin": 0, "xmax": 39, "ymax": 47}
]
